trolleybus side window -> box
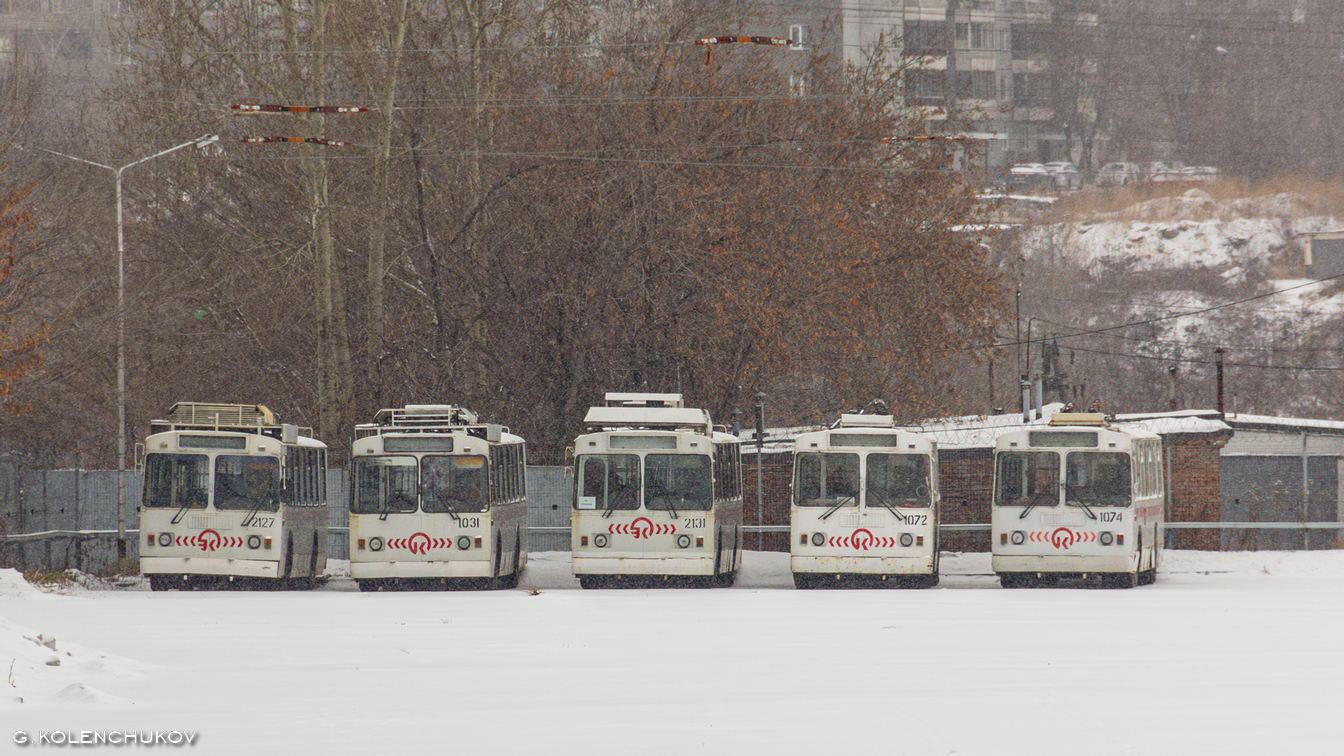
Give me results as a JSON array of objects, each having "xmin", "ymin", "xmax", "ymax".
[
  {"xmin": 575, "ymin": 455, "xmax": 640, "ymax": 510},
  {"xmin": 713, "ymin": 444, "xmax": 743, "ymax": 502},
  {"xmin": 422, "ymin": 455, "xmax": 487, "ymax": 513},
  {"xmin": 995, "ymin": 451, "xmax": 1059, "ymax": 507},
  {"xmin": 143, "ymin": 454, "xmax": 209, "ymax": 509},
  {"xmin": 1065, "ymin": 452, "xmax": 1131, "ymax": 508},
  {"xmin": 794, "ymin": 452, "xmax": 859, "ymax": 507},
  {"xmin": 645, "ymin": 454, "xmax": 712, "ymax": 511},
  {"xmin": 867, "ymin": 454, "xmax": 932, "ymax": 508},
  {"xmin": 214, "ymin": 456, "xmax": 280, "ymax": 511},
  {"xmin": 352, "ymin": 456, "xmax": 418, "ymax": 515}
]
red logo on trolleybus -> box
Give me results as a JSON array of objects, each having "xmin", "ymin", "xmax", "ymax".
[
  {"xmin": 406, "ymin": 532, "xmax": 432, "ymax": 555},
  {"xmin": 608, "ymin": 517, "xmax": 674, "ymax": 539},
  {"xmin": 387, "ymin": 533, "xmax": 450, "ymax": 552},
  {"xmin": 1026, "ymin": 528, "xmax": 1097, "ymax": 549},
  {"xmin": 828, "ymin": 529, "xmax": 899, "ymax": 550},
  {"xmin": 175, "ymin": 529, "xmax": 243, "ymax": 551}
]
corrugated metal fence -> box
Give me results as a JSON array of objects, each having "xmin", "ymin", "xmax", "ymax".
[{"xmin": 0, "ymin": 467, "xmax": 575, "ymax": 573}]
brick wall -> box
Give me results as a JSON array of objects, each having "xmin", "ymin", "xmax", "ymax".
[
  {"xmin": 936, "ymin": 449, "xmax": 993, "ymax": 552},
  {"xmin": 1167, "ymin": 432, "xmax": 1232, "ymax": 550},
  {"xmin": 742, "ymin": 451, "xmax": 792, "ymax": 552}
]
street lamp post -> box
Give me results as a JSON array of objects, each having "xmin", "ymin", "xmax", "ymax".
[{"xmin": 32, "ymin": 135, "xmax": 219, "ymax": 560}]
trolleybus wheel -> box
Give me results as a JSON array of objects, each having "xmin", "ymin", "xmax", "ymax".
[
  {"xmin": 148, "ymin": 575, "xmax": 171, "ymax": 592},
  {"xmin": 716, "ymin": 569, "xmax": 737, "ymax": 588},
  {"xmin": 998, "ymin": 573, "xmax": 1032, "ymax": 589},
  {"xmin": 578, "ymin": 575, "xmax": 605, "ymax": 590},
  {"xmin": 911, "ymin": 573, "xmax": 940, "ymax": 589},
  {"xmin": 1139, "ymin": 568, "xmax": 1156, "ymax": 586},
  {"xmin": 792, "ymin": 573, "xmax": 817, "ymax": 590},
  {"xmin": 1105, "ymin": 571, "xmax": 1138, "ymax": 589},
  {"xmin": 356, "ymin": 579, "xmax": 377, "ymax": 592},
  {"xmin": 501, "ymin": 529, "xmax": 523, "ymax": 588}
]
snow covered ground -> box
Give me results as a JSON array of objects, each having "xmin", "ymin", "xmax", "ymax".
[{"xmin": 3, "ymin": 550, "xmax": 1343, "ymax": 755}]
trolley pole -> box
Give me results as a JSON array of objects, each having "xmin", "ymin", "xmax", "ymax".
[
  {"xmin": 755, "ymin": 392, "xmax": 765, "ymax": 551},
  {"xmin": 30, "ymin": 135, "xmax": 219, "ymax": 561}
]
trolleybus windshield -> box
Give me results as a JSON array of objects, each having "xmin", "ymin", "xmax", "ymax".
[
  {"xmin": 1065, "ymin": 452, "xmax": 1131, "ymax": 508},
  {"xmin": 421, "ymin": 455, "xmax": 487, "ymax": 512},
  {"xmin": 794, "ymin": 452, "xmax": 860, "ymax": 507},
  {"xmin": 352, "ymin": 456, "xmax": 418, "ymax": 515},
  {"xmin": 575, "ymin": 455, "xmax": 640, "ymax": 511},
  {"xmin": 143, "ymin": 454, "xmax": 209, "ymax": 509},
  {"xmin": 644, "ymin": 454, "xmax": 712, "ymax": 512},
  {"xmin": 214, "ymin": 456, "xmax": 280, "ymax": 511},
  {"xmin": 866, "ymin": 454, "xmax": 932, "ymax": 508},
  {"xmin": 995, "ymin": 451, "xmax": 1060, "ymax": 508}
]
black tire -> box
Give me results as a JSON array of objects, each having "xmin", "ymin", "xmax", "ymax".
[
  {"xmin": 356, "ymin": 580, "xmax": 378, "ymax": 592},
  {"xmin": 999, "ymin": 573, "xmax": 1033, "ymax": 589},
  {"xmin": 792, "ymin": 573, "xmax": 818, "ymax": 590},
  {"xmin": 910, "ymin": 573, "xmax": 940, "ymax": 589},
  {"xmin": 148, "ymin": 574, "xmax": 171, "ymax": 592},
  {"xmin": 578, "ymin": 575, "xmax": 605, "ymax": 590},
  {"xmin": 1106, "ymin": 571, "xmax": 1138, "ymax": 589}
]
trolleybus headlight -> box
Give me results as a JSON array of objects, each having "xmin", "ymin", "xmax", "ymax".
[
  {"xmin": 157, "ymin": 532, "xmax": 173, "ymax": 547},
  {"xmin": 457, "ymin": 536, "xmax": 472, "ymax": 551},
  {"xmin": 811, "ymin": 532, "xmax": 826, "ymax": 547},
  {"xmin": 594, "ymin": 534, "xmax": 609, "ymax": 548},
  {"xmin": 1100, "ymin": 531, "xmax": 1114, "ymax": 546},
  {"xmin": 247, "ymin": 535, "xmax": 262, "ymax": 550},
  {"xmin": 1010, "ymin": 531, "xmax": 1026, "ymax": 545},
  {"xmin": 676, "ymin": 534, "xmax": 691, "ymax": 549},
  {"xmin": 899, "ymin": 533, "xmax": 914, "ymax": 547},
  {"xmin": 369, "ymin": 537, "xmax": 384, "ymax": 552}
]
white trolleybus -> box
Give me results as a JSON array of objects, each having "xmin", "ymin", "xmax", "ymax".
[
  {"xmin": 992, "ymin": 413, "xmax": 1164, "ymax": 588},
  {"xmin": 349, "ymin": 405, "xmax": 528, "ymax": 591},
  {"xmin": 139, "ymin": 402, "xmax": 329, "ymax": 590},
  {"xmin": 790, "ymin": 414, "xmax": 940, "ymax": 588},
  {"xmin": 571, "ymin": 393, "xmax": 743, "ymax": 588}
]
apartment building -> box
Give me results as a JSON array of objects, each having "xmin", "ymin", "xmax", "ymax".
[
  {"xmin": 0, "ymin": 0, "xmax": 112, "ymax": 62},
  {"xmin": 771, "ymin": 0, "xmax": 1085, "ymax": 169}
]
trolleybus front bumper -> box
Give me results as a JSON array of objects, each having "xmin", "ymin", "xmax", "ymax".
[
  {"xmin": 141, "ymin": 556, "xmax": 280, "ymax": 578},
  {"xmin": 791, "ymin": 555, "xmax": 934, "ymax": 575},
  {"xmin": 350, "ymin": 560, "xmax": 495, "ymax": 579},
  {"xmin": 572, "ymin": 556, "xmax": 717, "ymax": 576},
  {"xmin": 992, "ymin": 554, "xmax": 1134, "ymax": 574}
]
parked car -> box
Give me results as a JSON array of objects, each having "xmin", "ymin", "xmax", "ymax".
[
  {"xmin": 1043, "ymin": 162, "xmax": 1083, "ymax": 191},
  {"xmin": 1143, "ymin": 161, "xmax": 1184, "ymax": 182},
  {"xmin": 1096, "ymin": 162, "xmax": 1139, "ymax": 187},
  {"xmin": 1183, "ymin": 166, "xmax": 1219, "ymax": 183},
  {"xmin": 1003, "ymin": 163, "xmax": 1052, "ymax": 192},
  {"xmin": 1147, "ymin": 169, "xmax": 1200, "ymax": 188}
]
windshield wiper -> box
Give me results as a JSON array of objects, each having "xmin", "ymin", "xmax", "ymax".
[
  {"xmin": 429, "ymin": 491, "xmax": 461, "ymax": 522},
  {"xmin": 819, "ymin": 495, "xmax": 855, "ymax": 521},
  {"xmin": 170, "ymin": 493, "xmax": 199, "ymax": 525},
  {"xmin": 240, "ymin": 497, "xmax": 269, "ymax": 527},
  {"xmin": 1019, "ymin": 494, "xmax": 1044, "ymax": 520},
  {"xmin": 1066, "ymin": 486, "xmax": 1098, "ymax": 520},
  {"xmin": 870, "ymin": 493, "xmax": 904, "ymax": 521}
]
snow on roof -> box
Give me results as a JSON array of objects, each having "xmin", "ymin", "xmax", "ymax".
[
  {"xmin": 1221, "ymin": 412, "xmax": 1344, "ymax": 435},
  {"xmin": 902, "ymin": 404, "xmax": 1231, "ymax": 450}
]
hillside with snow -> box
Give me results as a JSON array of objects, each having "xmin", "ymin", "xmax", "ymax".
[{"xmin": 1000, "ymin": 187, "xmax": 1344, "ymax": 418}]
